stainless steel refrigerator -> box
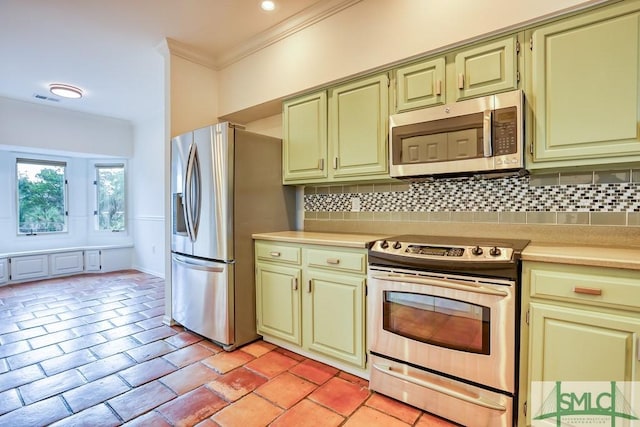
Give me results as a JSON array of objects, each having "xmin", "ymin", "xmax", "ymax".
[{"xmin": 170, "ymin": 122, "xmax": 296, "ymax": 350}]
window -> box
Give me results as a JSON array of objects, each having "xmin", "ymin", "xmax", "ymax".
[
  {"xmin": 95, "ymin": 164, "xmax": 125, "ymax": 232},
  {"xmin": 16, "ymin": 158, "xmax": 68, "ymax": 234}
]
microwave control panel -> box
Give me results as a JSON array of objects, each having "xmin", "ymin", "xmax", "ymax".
[{"xmin": 493, "ymin": 106, "xmax": 518, "ymax": 156}]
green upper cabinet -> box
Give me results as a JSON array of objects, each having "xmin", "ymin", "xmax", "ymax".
[
  {"xmin": 282, "ymin": 91, "xmax": 328, "ymax": 182},
  {"xmin": 329, "ymin": 73, "xmax": 389, "ymax": 180},
  {"xmin": 454, "ymin": 35, "xmax": 519, "ymax": 101},
  {"xmin": 526, "ymin": 1, "xmax": 640, "ymax": 169},
  {"xmin": 395, "ymin": 57, "xmax": 446, "ymax": 112},
  {"xmin": 282, "ymin": 73, "xmax": 390, "ymax": 185}
]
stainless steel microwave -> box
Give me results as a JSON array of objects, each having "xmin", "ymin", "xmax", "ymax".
[{"xmin": 389, "ymin": 90, "xmax": 524, "ymax": 178}]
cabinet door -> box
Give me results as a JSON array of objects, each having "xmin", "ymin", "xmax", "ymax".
[
  {"xmin": 529, "ymin": 5, "xmax": 640, "ymax": 166},
  {"xmin": 396, "ymin": 57, "xmax": 446, "ymax": 112},
  {"xmin": 303, "ymin": 270, "xmax": 365, "ymax": 367},
  {"xmin": 11, "ymin": 255, "xmax": 48, "ymax": 282},
  {"xmin": 85, "ymin": 250, "xmax": 101, "ymax": 272},
  {"xmin": 0, "ymin": 259, "xmax": 7, "ymax": 284},
  {"xmin": 282, "ymin": 91, "xmax": 328, "ymax": 183},
  {"xmin": 50, "ymin": 251, "xmax": 84, "ymax": 276},
  {"xmin": 529, "ymin": 302, "xmax": 640, "ymax": 384},
  {"xmin": 256, "ymin": 263, "xmax": 302, "ymax": 345},
  {"xmin": 329, "ymin": 74, "xmax": 389, "ymax": 179},
  {"xmin": 454, "ymin": 35, "xmax": 518, "ymax": 100}
]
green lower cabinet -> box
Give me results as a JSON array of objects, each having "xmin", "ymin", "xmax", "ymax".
[
  {"xmin": 255, "ymin": 240, "xmax": 367, "ymax": 370},
  {"xmin": 529, "ymin": 302, "xmax": 640, "ymax": 382},
  {"xmin": 527, "ymin": 301, "xmax": 640, "ymax": 425},
  {"xmin": 255, "ymin": 263, "xmax": 302, "ymax": 345},
  {"xmin": 303, "ymin": 270, "xmax": 365, "ymax": 368}
]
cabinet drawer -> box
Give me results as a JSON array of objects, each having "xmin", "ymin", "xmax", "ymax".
[
  {"xmin": 256, "ymin": 242, "xmax": 301, "ymax": 265},
  {"xmin": 526, "ymin": 262, "xmax": 640, "ymax": 311},
  {"xmin": 306, "ymin": 249, "xmax": 366, "ymax": 274}
]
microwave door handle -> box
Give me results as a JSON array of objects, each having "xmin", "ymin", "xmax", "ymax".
[
  {"xmin": 371, "ymin": 274, "xmax": 508, "ymax": 297},
  {"xmin": 483, "ymin": 109, "xmax": 492, "ymax": 157}
]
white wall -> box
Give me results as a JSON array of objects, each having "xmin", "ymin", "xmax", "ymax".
[
  {"xmin": 169, "ymin": 54, "xmax": 219, "ymax": 137},
  {"xmin": 217, "ymin": 0, "xmax": 604, "ymax": 117},
  {"xmin": 130, "ymin": 114, "xmax": 165, "ymax": 277},
  {"xmin": 0, "ymin": 97, "xmax": 133, "ymax": 157}
]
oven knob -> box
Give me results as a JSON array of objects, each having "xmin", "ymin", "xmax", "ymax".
[
  {"xmin": 380, "ymin": 240, "xmax": 389, "ymax": 249},
  {"xmin": 393, "ymin": 241, "xmax": 402, "ymax": 249},
  {"xmin": 471, "ymin": 246, "xmax": 483, "ymax": 256},
  {"xmin": 489, "ymin": 246, "xmax": 502, "ymax": 257}
]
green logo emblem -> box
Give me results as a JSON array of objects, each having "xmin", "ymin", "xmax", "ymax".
[{"xmin": 533, "ymin": 381, "xmax": 639, "ymax": 427}]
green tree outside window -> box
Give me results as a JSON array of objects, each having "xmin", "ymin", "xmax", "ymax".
[
  {"xmin": 17, "ymin": 159, "xmax": 67, "ymax": 234},
  {"xmin": 95, "ymin": 164, "xmax": 125, "ymax": 232}
]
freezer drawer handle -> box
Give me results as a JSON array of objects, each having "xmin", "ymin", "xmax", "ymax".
[
  {"xmin": 269, "ymin": 252, "xmax": 281, "ymax": 258},
  {"xmin": 172, "ymin": 255, "xmax": 224, "ymax": 273},
  {"xmin": 372, "ymin": 364, "xmax": 506, "ymax": 412}
]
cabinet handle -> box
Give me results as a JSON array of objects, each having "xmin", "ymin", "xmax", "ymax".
[
  {"xmin": 333, "ymin": 157, "xmax": 338, "ymax": 169},
  {"xmin": 269, "ymin": 251, "xmax": 281, "ymax": 257},
  {"xmin": 435, "ymin": 79, "xmax": 442, "ymax": 96},
  {"xmin": 458, "ymin": 73, "xmax": 464, "ymax": 90},
  {"xmin": 318, "ymin": 158, "xmax": 324, "ymax": 170},
  {"xmin": 308, "ymin": 280, "xmax": 312, "ymax": 293},
  {"xmin": 573, "ymin": 286, "xmax": 602, "ymax": 296},
  {"xmin": 293, "ymin": 277, "xmax": 298, "ymax": 291},
  {"xmin": 326, "ymin": 258, "xmax": 340, "ymax": 265}
]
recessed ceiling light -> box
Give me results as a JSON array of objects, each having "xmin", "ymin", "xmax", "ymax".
[
  {"xmin": 49, "ymin": 83, "xmax": 83, "ymax": 99},
  {"xmin": 261, "ymin": 1, "xmax": 275, "ymax": 11}
]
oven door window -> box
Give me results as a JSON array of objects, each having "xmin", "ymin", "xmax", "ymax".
[{"xmin": 383, "ymin": 291, "xmax": 490, "ymax": 355}]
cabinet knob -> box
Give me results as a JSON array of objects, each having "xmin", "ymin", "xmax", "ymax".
[
  {"xmin": 458, "ymin": 73, "xmax": 465, "ymax": 90},
  {"xmin": 318, "ymin": 158, "xmax": 324, "ymax": 170},
  {"xmin": 326, "ymin": 258, "xmax": 340, "ymax": 265},
  {"xmin": 269, "ymin": 251, "xmax": 281, "ymax": 257}
]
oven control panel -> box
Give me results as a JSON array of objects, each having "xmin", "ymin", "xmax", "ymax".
[{"xmin": 371, "ymin": 240, "xmax": 514, "ymax": 262}]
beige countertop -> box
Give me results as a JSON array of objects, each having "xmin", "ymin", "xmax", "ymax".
[
  {"xmin": 522, "ymin": 243, "xmax": 640, "ymax": 271},
  {"xmin": 252, "ymin": 231, "xmax": 387, "ymax": 249}
]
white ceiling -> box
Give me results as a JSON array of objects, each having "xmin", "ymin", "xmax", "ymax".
[{"xmin": 0, "ymin": 0, "xmax": 332, "ymax": 124}]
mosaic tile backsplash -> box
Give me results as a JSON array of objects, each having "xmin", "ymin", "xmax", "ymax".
[{"xmin": 304, "ymin": 169, "xmax": 640, "ymax": 227}]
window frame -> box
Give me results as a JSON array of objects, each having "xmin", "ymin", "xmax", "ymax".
[
  {"xmin": 16, "ymin": 157, "xmax": 69, "ymax": 235},
  {"xmin": 93, "ymin": 162, "xmax": 126, "ymax": 233}
]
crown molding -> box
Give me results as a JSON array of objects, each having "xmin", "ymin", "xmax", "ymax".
[
  {"xmin": 160, "ymin": 0, "xmax": 362, "ymax": 71},
  {"xmin": 164, "ymin": 38, "xmax": 218, "ymax": 70},
  {"xmin": 215, "ymin": 0, "xmax": 363, "ymax": 69}
]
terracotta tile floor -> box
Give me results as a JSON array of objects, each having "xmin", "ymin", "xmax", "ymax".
[{"xmin": 0, "ymin": 270, "xmax": 458, "ymax": 426}]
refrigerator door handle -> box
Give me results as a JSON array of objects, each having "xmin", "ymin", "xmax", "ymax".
[
  {"xmin": 172, "ymin": 254, "xmax": 224, "ymax": 273},
  {"xmin": 191, "ymin": 144, "xmax": 202, "ymax": 239},
  {"xmin": 185, "ymin": 143, "xmax": 202, "ymax": 242},
  {"xmin": 182, "ymin": 145, "xmax": 194, "ymax": 242}
]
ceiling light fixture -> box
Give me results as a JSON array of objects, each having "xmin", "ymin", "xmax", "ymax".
[
  {"xmin": 261, "ymin": 1, "xmax": 275, "ymax": 11},
  {"xmin": 49, "ymin": 83, "xmax": 83, "ymax": 99}
]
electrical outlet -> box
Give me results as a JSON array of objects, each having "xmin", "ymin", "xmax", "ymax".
[{"xmin": 350, "ymin": 197, "xmax": 361, "ymax": 212}]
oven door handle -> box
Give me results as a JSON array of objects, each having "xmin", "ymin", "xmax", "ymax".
[
  {"xmin": 372, "ymin": 363, "xmax": 507, "ymax": 412},
  {"xmin": 371, "ymin": 274, "xmax": 509, "ymax": 297}
]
